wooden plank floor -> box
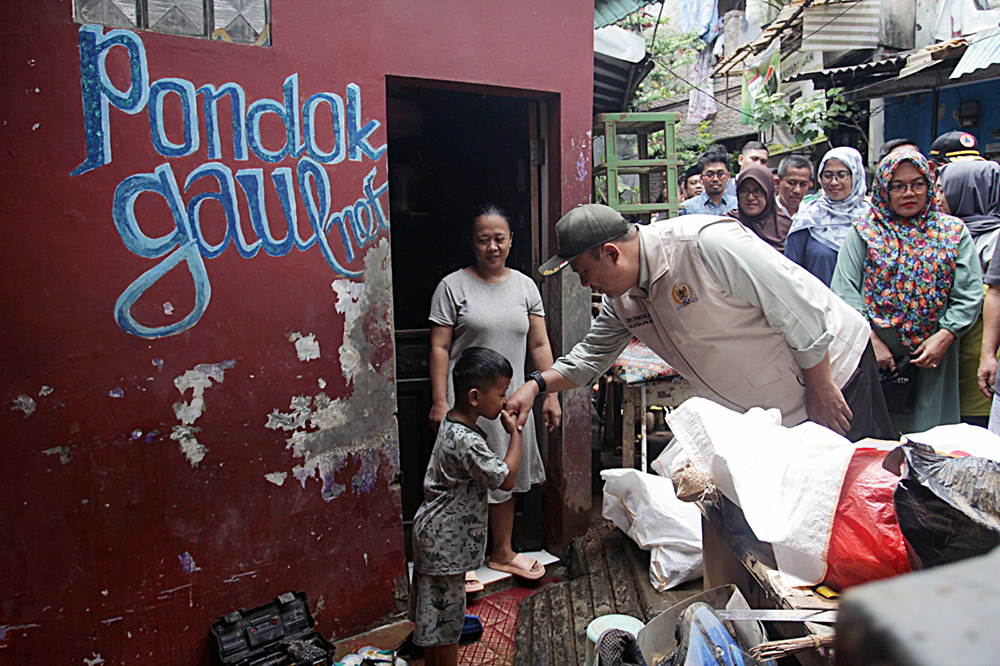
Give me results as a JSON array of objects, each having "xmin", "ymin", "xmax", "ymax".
[{"xmin": 512, "ymin": 525, "xmax": 702, "ymax": 665}]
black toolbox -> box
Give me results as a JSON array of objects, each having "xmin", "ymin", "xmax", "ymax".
[{"xmin": 211, "ymin": 591, "xmax": 335, "ymax": 666}]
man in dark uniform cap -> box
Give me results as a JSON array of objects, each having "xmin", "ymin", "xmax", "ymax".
[{"xmin": 929, "ymin": 130, "xmax": 985, "ymax": 169}]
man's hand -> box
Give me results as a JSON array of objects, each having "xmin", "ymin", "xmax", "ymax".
[
  {"xmin": 978, "ymin": 354, "xmax": 998, "ymax": 398},
  {"xmin": 542, "ymin": 393, "xmax": 562, "ymax": 432},
  {"xmin": 806, "ymin": 378, "xmax": 853, "ymax": 436},
  {"xmin": 506, "ymin": 381, "xmax": 540, "ymax": 432},
  {"xmin": 801, "ymin": 354, "xmax": 852, "ymax": 436}
]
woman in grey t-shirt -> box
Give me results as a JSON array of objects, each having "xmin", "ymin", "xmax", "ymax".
[{"xmin": 428, "ymin": 204, "xmax": 560, "ymax": 588}]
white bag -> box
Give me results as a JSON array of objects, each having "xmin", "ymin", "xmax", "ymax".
[
  {"xmin": 661, "ymin": 397, "xmax": 855, "ymax": 587},
  {"xmin": 601, "ymin": 467, "xmax": 703, "ymax": 591}
]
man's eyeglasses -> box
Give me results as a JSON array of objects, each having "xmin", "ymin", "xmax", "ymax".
[
  {"xmin": 887, "ymin": 180, "xmax": 929, "ymax": 195},
  {"xmin": 820, "ymin": 170, "xmax": 851, "ymax": 182},
  {"xmin": 702, "ymin": 169, "xmax": 729, "ymax": 180}
]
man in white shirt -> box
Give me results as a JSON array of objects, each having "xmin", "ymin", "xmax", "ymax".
[{"xmin": 775, "ymin": 154, "xmax": 814, "ymax": 218}]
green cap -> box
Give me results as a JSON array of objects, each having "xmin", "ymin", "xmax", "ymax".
[{"xmin": 539, "ymin": 204, "xmax": 629, "ymax": 277}]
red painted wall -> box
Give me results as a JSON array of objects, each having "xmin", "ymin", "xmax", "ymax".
[{"xmin": 0, "ymin": 1, "xmax": 592, "ymax": 663}]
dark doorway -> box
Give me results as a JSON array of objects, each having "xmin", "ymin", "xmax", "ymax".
[{"xmin": 386, "ymin": 80, "xmax": 545, "ymax": 559}]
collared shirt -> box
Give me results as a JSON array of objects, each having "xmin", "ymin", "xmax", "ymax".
[
  {"xmin": 680, "ymin": 191, "xmax": 738, "ymax": 216},
  {"xmin": 776, "ymin": 196, "xmax": 793, "ymax": 218},
  {"xmin": 551, "ymin": 221, "xmax": 837, "ymax": 387}
]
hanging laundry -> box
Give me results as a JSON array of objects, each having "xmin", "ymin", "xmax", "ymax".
[{"xmin": 687, "ymin": 44, "xmax": 718, "ymax": 124}]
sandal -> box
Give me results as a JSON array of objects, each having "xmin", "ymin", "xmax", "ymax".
[
  {"xmin": 487, "ymin": 553, "xmax": 545, "ymax": 580},
  {"xmin": 464, "ymin": 571, "xmax": 484, "ymax": 593}
]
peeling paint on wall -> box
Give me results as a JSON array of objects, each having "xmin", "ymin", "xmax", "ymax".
[
  {"xmin": 178, "ymin": 551, "xmax": 200, "ymax": 573},
  {"xmin": 171, "ymin": 426, "xmax": 205, "ymax": 467},
  {"xmin": 0, "ymin": 624, "xmax": 42, "ymax": 641},
  {"xmin": 108, "ymin": 387, "xmax": 124, "ymax": 398},
  {"xmin": 351, "ymin": 447, "xmax": 379, "ymax": 494},
  {"xmin": 169, "ymin": 359, "xmax": 236, "ymax": 467},
  {"xmin": 289, "ymin": 332, "xmax": 321, "ymax": 362},
  {"xmin": 83, "ymin": 653, "xmax": 105, "ymax": 666},
  {"xmin": 265, "ymin": 471, "xmax": 287, "ymax": 486},
  {"xmin": 173, "ymin": 360, "xmax": 237, "ymax": 425},
  {"xmin": 43, "ymin": 446, "xmax": 71, "ymax": 464},
  {"xmin": 39, "ymin": 385, "xmax": 54, "ymax": 396},
  {"xmin": 12, "ymin": 394, "xmax": 36, "ymax": 417},
  {"xmin": 333, "ymin": 282, "xmax": 365, "ymax": 382},
  {"xmin": 264, "ymin": 240, "xmax": 398, "ymax": 501}
]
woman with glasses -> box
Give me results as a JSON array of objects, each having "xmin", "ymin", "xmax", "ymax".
[
  {"xmin": 729, "ymin": 163, "xmax": 792, "ymax": 251},
  {"xmin": 785, "ymin": 147, "xmax": 870, "ymax": 286},
  {"xmin": 831, "ymin": 151, "xmax": 983, "ymax": 435}
]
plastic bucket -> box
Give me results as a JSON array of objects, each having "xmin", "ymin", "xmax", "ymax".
[{"xmin": 585, "ymin": 614, "xmax": 645, "ymax": 666}]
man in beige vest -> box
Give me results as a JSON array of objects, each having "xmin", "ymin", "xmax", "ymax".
[{"xmin": 509, "ymin": 204, "xmax": 892, "ymax": 441}]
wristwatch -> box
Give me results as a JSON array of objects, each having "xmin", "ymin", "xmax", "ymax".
[{"xmin": 528, "ymin": 370, "xmax": 547, "ymax": 394}]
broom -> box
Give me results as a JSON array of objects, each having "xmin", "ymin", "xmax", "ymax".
[{"xmin": 749, "ymin": 633, "xmax": 836, "ymax": 661}]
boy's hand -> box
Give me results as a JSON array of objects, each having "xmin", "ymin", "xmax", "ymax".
[{"xmin": 500, "ymin": 409, "xmax": 516, "ymax": 434}]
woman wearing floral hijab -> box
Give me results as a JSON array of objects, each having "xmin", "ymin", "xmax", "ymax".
[
  {"xmin": 831, "ymin": 150, "xmax": 983, "ymax": 435},
  {"xmin": 785, "ymin": 147, "xmax": 870, "ymax": 286}
]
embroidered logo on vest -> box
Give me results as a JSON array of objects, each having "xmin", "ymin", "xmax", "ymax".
[{"xmin": 672, "ymin": 282, "xmax": 698, "ymax": 310}]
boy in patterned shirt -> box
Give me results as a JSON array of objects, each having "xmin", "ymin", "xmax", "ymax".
[{"xmin": 410, "ymin": 347, "xmax": 524, "ymax": 666}]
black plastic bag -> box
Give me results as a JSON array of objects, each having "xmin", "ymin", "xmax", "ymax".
[
  {"xmin": 880, "ymin": 355, "xmax": 917, "ymax": 414},
  {"xmin": 597, "ymin": 628, "xmax": 648, "ymax": 666},
  {"xmin": 885, "ymin": 442, "xmax": 1000, "ymax": 569}
]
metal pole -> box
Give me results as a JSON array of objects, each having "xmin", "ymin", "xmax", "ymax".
[{"xmin": 640, "ymin": 385, "xmax": 648, "ymax": 472}]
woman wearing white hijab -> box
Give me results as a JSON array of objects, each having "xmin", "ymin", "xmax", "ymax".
[{"xmin": 785, "ymin": 147, "xmax": 870, "ymax": 286}]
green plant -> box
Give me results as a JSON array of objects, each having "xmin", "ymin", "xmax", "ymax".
[
  {"xmin": 677, "ymin": 120, "xmax": 715, "ymax": 168},
  {"xmin": 616, "ymin": 10, "xmax": 702, "ymax": 110},
  {"xmin": 752, "ymin": 87, "xmax": 858, "ymax": 146}
]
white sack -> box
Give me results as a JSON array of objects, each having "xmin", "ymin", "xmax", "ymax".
[
  {"xmin": 658, "ymin": 397, "xmax": 856, "ymax": 587},
  {"xmin": 601, "ymin": 467, "xmax": 703, "ymax": 591},
  {"xmin": 904, "ymin": 423, "xmax": 1000, "ymax": 463}
]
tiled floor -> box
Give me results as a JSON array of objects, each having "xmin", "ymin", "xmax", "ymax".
[
  {"xmin": 458, "ymin": 587, "xmax": 537, "ymax": 666},
  {"xmin": 459, "ymin": 586, "xmax": 537, "ymax": 666}
]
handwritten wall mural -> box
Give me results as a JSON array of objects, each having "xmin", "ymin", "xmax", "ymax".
[{"xmin": 71, "ymin": 25, "xmax": 389, "ymax": 339}]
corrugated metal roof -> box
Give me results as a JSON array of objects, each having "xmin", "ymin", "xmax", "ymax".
[
  {"xmin": 951, "ymin": 27, "xmax": 1000, "ymax": 80},
  {"xmin": 801, "ymin": 0, "xmax": 880, "ymax": 52},
  {"xmin": 594, "ymin": 0, "xmax": 648, "ymax": 29},
  {"xmin": 784, "ymin": 54, "xmax": 905, "ymax": 83},
  {"xmin": 714, "ymin": 0, "xmax": 814, "ymax": 77}
]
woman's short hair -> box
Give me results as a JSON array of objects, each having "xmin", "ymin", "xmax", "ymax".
[{"xmin": 453, "ymin": 347, "xmax": 513, "ymax": 396}]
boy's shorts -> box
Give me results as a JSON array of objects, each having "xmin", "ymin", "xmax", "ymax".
[{"xmin": 408, "ymin": 570, "xmax": 465, "ymax": 647}]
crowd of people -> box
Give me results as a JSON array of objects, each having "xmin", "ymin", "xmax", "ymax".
[
  {"xmin": 670, "ymin": 130, "xmax": 999, "ymax": 437},
  {"xmin": 407, "ymin": 130, "xmax": 999, "ymax": 664}
]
